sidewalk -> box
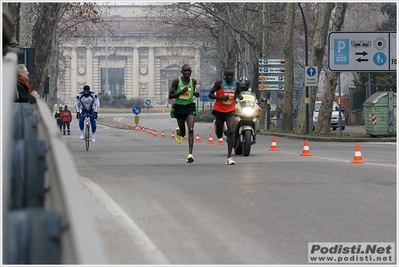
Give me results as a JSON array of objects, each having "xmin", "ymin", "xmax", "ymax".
[{"xmin": 260, "ymin": 125, "xmax": 396, "ymax": 143}]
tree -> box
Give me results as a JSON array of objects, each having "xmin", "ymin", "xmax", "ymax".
[
  {"xmin": 30, "ymin": 3, "xmax": 63, "ymax": 110},
  {"xmin": 281, "ymin": 3, "xmax": 295, "ymax": 132},
  {"xmin": 295, "ymin": 3, "xmax": 335, "ymax": 135},
  {"xmin": 314, "ymin": 3, "xmax": 348, "ymax": 135},
  {"xmin": 11, "ymin": 3, "xmax": 105, "ymax": 110}
]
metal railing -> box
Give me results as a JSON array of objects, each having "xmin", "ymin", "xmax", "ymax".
[{"xmin": 2, "ymin": 53, "xmax": 106, "ymax": 264}]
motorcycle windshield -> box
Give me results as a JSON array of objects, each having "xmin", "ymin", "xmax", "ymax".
[{"xmin": 240, "ymin": 92, "xmax": 256, "ymax": 107}]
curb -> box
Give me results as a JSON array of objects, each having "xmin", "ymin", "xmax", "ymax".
[{"xmin": 258, "ymin": 131, "xmax": 396, "ymax": 143}]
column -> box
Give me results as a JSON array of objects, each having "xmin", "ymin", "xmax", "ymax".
[
  {"xmin": 71, "ymin": 48, "xmax": 77, "ymax": 97},
  {"xmin": 148, "ymin": 47, "xmax": 155, "ymax": 98},
  {"xmin": 132, "ymin": 47, "xmax": 139, "ymax": 97},
  {"xmin": 86, "ymin": 47, "xmax": 93, "ymax": 86}
]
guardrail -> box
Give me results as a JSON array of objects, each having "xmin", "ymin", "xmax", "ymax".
[{"xmin": 2, "ymin": 53, "xmax": 106, "ymax": 264}]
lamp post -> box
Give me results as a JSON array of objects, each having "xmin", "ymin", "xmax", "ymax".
[
  {"xmin": 105, "ymin": 2, "xmax": 109, "ymax": 95},
  {"xmin": 298, "ymin": 3, "xmax": 310, "ymax": 134}
]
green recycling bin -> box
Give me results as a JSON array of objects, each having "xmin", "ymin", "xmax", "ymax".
[{"xmin": 363, "ymin": 91, "xmax": 396, "ymax": 137}]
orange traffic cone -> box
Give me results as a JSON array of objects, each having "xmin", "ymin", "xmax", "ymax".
[
  {"xmin": 209, "ymin": 124, "xmax": 213, "ymax": 128},
  {"xmin": 207, "ymin": 134, "xmax": 215, "ymax": 144},
  {"xmin": 171, "ymin": 131, "xmax": 175, "ymax": 139},
  {"xmin": 183, "ymin": 135, "xmax": 187, "ymax": 141},
  {"xmin": 217, "ymin": 138, "xmax": 224, "ymax": 145},
  {"xmin": 300, "ymin": 140, "xmax": 312, "ymax": 156},
  {"xmin": 351, "ymin": 144, "xmax": 365, "ymax": 163},
  {"xmin": 195, "ymin": 133, "xmax": 201, "ymax": 142},
  {"xmin": 269, "ymin": 136, "xmax": 279, "ymax": 151},
  {"xmin": 142, "ymin": 127, "xmax": 146, "ymax": 132},
  {"xmin": 152, "ymin": 129, "xmax": 158, "ymax": 137},
  {"xmin": 161, "ymin": 130, "xmax": 165, "ymax": 138}
]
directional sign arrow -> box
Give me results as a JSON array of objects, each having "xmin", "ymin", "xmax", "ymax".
[
  {"xmin": 356, "ymin": 58, "xmax": 369, "ymax": 63},
  {"xmin": 355, "ymin": 51, "xmax": 368, "ymax": 56}
]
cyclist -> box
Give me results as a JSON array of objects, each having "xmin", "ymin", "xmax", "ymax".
[{"xmin": 74, "ymin": 85, "xmax": 100, "ymax": 142}]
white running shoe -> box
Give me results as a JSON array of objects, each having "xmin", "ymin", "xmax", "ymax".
[
  {"xmin": 80, "ymin": 133, "xmax": 84, "ymax": 140},
  {"xmin": 91, "ymin": 134, "xmax": 96, "ymax": 143},
  {"xmin": 226, "ymin": 157, "xmax": 235, "ymax": 165}
]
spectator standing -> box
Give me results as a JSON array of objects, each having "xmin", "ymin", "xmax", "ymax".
[
  {"xmin": 60, "ymin": 105, "xmax": 72, "ymax": 135},
  {"xmin": 15, "ymin": 64, "xmax": 31, "ymax": 102}
]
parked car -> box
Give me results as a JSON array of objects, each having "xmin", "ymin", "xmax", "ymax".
[{"xmin": 312, "ymin": 101, "xmax": 345, "ymax": 131}]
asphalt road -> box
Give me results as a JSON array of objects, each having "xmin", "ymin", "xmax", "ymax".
[{"xmin": 65, "ymin": 112, "xmax": 397, "ymax": 265}]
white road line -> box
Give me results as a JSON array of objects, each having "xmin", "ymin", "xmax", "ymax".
[
  {"xmin": 282, "ymin": 151, "xmax": 396, "ymax": 167},
  {"xmin": 81, "ymin": 178, "xmax": 171, "ymax": 264}
]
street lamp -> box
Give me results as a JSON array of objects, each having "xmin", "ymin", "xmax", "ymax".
[{"xmin": 298, "ymin": 3, "xmax": 310, "ymax": 134}]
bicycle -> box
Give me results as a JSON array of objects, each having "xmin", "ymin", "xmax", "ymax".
[{"xmin": 84, "ymin": 113, "xmax": 91, "ymax": 151}]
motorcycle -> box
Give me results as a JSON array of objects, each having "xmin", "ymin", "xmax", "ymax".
[{"xmin": 231, "ymin": 91, "xmax": 265, "ymax": 156}]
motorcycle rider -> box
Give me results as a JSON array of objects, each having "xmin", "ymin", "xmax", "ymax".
[
  {"xmin": 235, "ymin": 77, "xmax": 259, "ymax": 144},
  {"xmin": 238, "ymin": 76, "xmax": 251, "ymax": 92}
]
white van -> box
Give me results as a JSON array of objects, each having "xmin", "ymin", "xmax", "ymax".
[{"xmin": 312, "ymin": 101, "xmax": 345, "ymax": 131}]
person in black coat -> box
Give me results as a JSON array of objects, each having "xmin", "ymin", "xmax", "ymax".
[{"xmin": 16, "ymin": 64, "xmax": 31, "ymax": 102}]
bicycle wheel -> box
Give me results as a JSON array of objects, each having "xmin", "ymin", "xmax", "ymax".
[{"xmin": 85, "ymin": 122, "xmax": 90, "ymax": 151}]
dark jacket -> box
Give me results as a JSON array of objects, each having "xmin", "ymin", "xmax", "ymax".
[{"xmin": 16, "ymin": 82, "xmax": 29, "ymax": 102}]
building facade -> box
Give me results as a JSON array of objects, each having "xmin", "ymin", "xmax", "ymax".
[{"xmin": 58, "ymin": 4, "xmax": 206, "ymax": 106}]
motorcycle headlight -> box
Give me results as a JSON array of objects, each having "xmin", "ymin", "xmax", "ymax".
[{"xmin": 242, "ymin": 107, "xmax": 254, "ymax": 115}]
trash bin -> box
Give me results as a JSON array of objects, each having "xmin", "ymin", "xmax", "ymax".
[{"xmin": 363, "ymin": 91, "xmax": 396, "ymax": 137}]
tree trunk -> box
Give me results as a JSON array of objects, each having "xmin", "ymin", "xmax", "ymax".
[
  {"xmin": 29, "ymin": 3, "xmax": 62, "ymax": 110},
  {"xmin": 19, "ymin": 3, "xmax": 33, "ymax": 47},
  {"xmin": 316, "ymin": 3, "xmax": 348, "ymax": 135},
  {"xmin": 281, "ymin": 3, "xmax": 295, "ymax": 132},
  {"xmin": 294, "ymin": 3, "xmax": 335, "ymax": 135}
]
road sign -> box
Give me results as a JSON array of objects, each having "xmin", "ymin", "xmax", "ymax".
[
  {"xmin": 145, "ymin": 99, "xmax": 152, "ymax": 106},
  {"xmin": 259, "ymin": 84, "xmax": 284, "ymax": 90},
  {"xmin": 258, "ymin": 67, "xmax": 285, "ymax": 74},
  {"xmin": 132, "ymin": 105, "xmax": 141, "ymax": 115},
  {"xmin": 259, "ymin": 75, "xmax": 285, "ymax": 82},
  {"xmin": 259, "ymin": 59, "xmax": 285, "ymax": 65},
  {"xmin": 328, "ymin": 31, "xmax": 396, "ymax": 71},
  {"xmin": 199, "ymin": 89, "xmax": 214, "ymax": 102},
  {"xmin": 305, "ymin": 66, "xmax": 318, "ymax": 87},
  {"xmin": 390, "ymin": 32, "xmax": 397, "ymax": 71}
]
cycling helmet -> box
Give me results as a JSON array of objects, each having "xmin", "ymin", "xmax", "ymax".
[
  {"xmin": 83, "ymin": 85, "xmax": 90, "ymax": 91},
  {"xmin": 238, "ymin": 77, "xmax": 250, "ymax": 91}
]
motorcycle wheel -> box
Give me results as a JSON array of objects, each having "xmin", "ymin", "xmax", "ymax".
[
  {"xmin": 234, "ymin": 135, "xmax": 242, "ymax": 155},
  {"xmin": 243, "ymin": 130, "xmax": 252, "ymax": 156}
]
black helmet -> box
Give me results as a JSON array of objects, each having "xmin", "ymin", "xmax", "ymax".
[
  {"xmin": 238, "ymin": 77, "xmax": 250, "ymax": 91},
  {"xmin": 83, "ymin": 85, "xmax": 90, "ymax": 91}
]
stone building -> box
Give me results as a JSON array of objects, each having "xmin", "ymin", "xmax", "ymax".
[{"xmin": 58, "ymin": 4, "xmax": 210, "ymax": 106}]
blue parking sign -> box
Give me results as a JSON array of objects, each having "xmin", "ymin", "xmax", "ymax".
[{"xmin": 334, "ymin": 39, "xmax": 349, "ymax": 65}]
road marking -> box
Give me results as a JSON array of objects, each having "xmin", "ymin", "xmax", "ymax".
[
  {"xmin": 81, "ymin": 178, "xmax": 171, "ymax": 264},
  {"xmin": 282, "ymin": 152, "xmax": 396, "ymax": 167}
]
